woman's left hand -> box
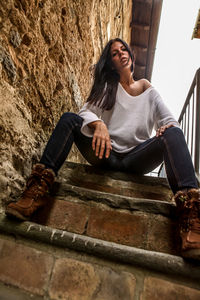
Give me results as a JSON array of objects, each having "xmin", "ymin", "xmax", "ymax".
[{"xmin": 156, "ymin": 124, "xmax": 175, "ymax": 137}]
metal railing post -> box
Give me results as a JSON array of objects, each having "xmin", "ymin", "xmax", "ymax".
[{"xmin": 195, "ymin": 68, "xmax": 200, "ymax": 173}]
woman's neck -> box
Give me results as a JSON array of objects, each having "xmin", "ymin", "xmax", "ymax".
[{"xmin": 119, "ymin": 70, "xmax": 135, "ymax": 86}]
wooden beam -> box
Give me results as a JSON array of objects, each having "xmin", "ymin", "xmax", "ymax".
[
  {"xmin": 131, "ymin": 45, "xmax": 148, "ymax": 53},
  {"xmin": 145, "ymin": 0, "xmax": 163, "ymax": 81},
  {"xmin": 131, "ymin": 45, "xmax": 148, "ymax": 66},
  {"xmin": 135, "ymin": 63, "xmax": 146, "ymax": 70},
  {"xmin": 130, "ymin": 0, "xmax": 163, "ymax": 80},
  {"xmin": 132, "ymin": 23, "xmax": 150, "ymax": 31}
]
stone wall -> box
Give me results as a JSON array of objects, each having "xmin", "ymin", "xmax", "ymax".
[{"xmin": 0, "ymin": 0, "xmax": 132, "ymax": 206}]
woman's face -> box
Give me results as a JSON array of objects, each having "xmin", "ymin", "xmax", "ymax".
[{"xmin": 110, "ymin": 41, "xmax": 132, "ymax": 72}]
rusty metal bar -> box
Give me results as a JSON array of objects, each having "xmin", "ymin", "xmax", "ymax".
[
  {"xmin": 184, "ymin": 113, "xmax": 186, "ymax": 136},
  {"xmin": 186, "ymin": 103, "xmax": 190, "ymax": 145},
  {"xmin": 194, "ymin": 69, "xmax": 200, "ymax": 173},
  {"xmin": 191, "ymin": 91, "xmax": 195, "ymax": 158}
]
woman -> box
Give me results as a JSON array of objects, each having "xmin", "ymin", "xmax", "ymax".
[{"xmin": 6, "ymin": 38, "xmax": 200, "ymax": 260}]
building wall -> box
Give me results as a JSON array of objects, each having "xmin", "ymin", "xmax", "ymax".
[{"xmin": 0, "ymin": 0, "xmax": 132, "ymax": 207}]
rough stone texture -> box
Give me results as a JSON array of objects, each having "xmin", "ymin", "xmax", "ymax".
[
  {"xmin": 0, "ymin": 0, "xmax": 132, "ymax": 207},
  {"xmin": 141, "ymin": 277, "xmax": 200, "ymax": 300},
  {"xmin": 0, "ymin": 238, "xmax": 54, "ymax": 296},
  {"xmin": 93, "ymin": 268, "xmax": 136, "ymax": 300},
  {"xmin": 49, "ymin": 257, "xmax": 136, "ymax": 300},
  {"xmin": 49, "ymin": 258, "xmax": 100, "ymax": 300}
]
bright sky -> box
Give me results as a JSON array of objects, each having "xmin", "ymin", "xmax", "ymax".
[{"xmin": 151, "ymin": 0, "xmax": 200, "ymax": 119}]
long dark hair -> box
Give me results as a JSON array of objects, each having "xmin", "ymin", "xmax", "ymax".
[{"xmin": 87, "ymin": 38, "xmax": 135, "ymax": 110}]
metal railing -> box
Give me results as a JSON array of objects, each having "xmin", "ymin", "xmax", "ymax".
[
  {"xmin": 179, "ymin": 68, "xmax": 200, "ymax": 182},
  {"xmin": 158, "ymin": 68, "xmax": 200, "ymax": 183}
]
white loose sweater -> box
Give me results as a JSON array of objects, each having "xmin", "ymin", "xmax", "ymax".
[{"xmin": 78, "ymin": 83, "xmax": 179, "ymax": 153}]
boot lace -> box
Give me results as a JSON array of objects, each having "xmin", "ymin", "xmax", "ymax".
[{"xmin": 22, "ymin": 177, "xmax": 48, "ymax": 201}]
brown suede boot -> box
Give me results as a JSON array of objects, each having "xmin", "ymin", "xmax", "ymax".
[
  {"xmin": 5, "ymin": 164, "xmax": 55, "ymax": 221},
  {"xmin": 175, "ymin": 188, "xmax": 200, "ymax": 260}
]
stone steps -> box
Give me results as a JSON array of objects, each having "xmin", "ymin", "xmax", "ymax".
[
  {"xmin": 32, "ymin": 182, "xmax": 177, "ymax": 255},
  {"xmin": 58, "ymin": 161, "xmax": 173, "ymax": 201},
  {"xmin": 0, "ymin": 161, "xmax": 200, "ymax": 299},
  {"xmin": 33, "ymin": 162, "xmax": 177, "ymax": 255}
]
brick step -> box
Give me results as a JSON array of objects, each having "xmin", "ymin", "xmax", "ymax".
[
  {"xmin": 0, "ymin": 215, "xmax": 200, "ymax": 300},
  {"xmin": 30, "ymin": 182, "xmax": 177, "ymax": 255},
  {"xmin": 58, "ymin": 161, "xmax": 173, "ymax": 201}
]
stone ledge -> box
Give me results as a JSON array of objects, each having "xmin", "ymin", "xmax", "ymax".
[
  {"xmin": 60, "ymin": 161, "xmax": 170, "ymax": 187},
  {"xmin": 0, "ymin": 214, "xmax": 199, "ymax": 282},
  {"xmin": 52, "ymin": 182, "xmax": 176, "ymax": 218}
]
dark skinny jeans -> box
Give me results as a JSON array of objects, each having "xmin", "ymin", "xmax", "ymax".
[{"xmin": 40, "ymin": 112, "xmax": 198, "ymax": 194}]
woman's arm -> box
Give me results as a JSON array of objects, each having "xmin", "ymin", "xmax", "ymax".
[
  {"xmin": 88, "ymin": 121, "xmax": 112, "ymax": 159},
  {"xmin": 78, "ymin": 103, "xmax": 102, "ymax": 136},
  {"xmin": 78, "ymin": 103, "xmax": 112, "ymax": 159},
  {"xmin": 153, "ymin": 88, "xmax": 180, "ymax": 136}
]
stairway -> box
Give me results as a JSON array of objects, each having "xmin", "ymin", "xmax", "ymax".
[{"xmin": 0, "ymin": 161, "xmax": 200, "ymax": 300}]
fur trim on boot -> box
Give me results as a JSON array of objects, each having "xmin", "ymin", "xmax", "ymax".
[{"xmin": 175, "ymin": 188, "xmax": 200, "ymax": 260}]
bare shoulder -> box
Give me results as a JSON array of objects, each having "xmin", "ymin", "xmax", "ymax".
[{"xmin": 139, "ymin": 78, "xmax": 152, "ymax": 91}]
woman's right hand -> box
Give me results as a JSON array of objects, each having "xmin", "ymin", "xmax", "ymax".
[{"xmin": 88, "ymin": 121, "xmax": 112, "ymax": 159}]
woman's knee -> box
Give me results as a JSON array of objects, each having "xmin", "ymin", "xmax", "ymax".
[
  {"xmin": 59, "ymin": 112, "xmax": 83, "ymax": 125},
  {"xmin": 161, "ymin": 126, "xmax": 186, "ymax": 147},
  {"xmin": 164, "ymin": 126, "xmax": 183, "ymax": 137}
]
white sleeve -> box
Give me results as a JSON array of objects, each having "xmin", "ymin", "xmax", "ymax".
[
  {"xmin": 153, "ymin": 89, "xmax": 180, "ymax": 130},
  {"xmin": 78, "ymin": 102, "xmax": 103, "ymax": 137}
]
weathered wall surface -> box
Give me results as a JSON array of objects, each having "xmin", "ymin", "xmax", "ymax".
[{"xmin": 0, "ymin": 0, "xmax": 132, "ymax": 206}]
